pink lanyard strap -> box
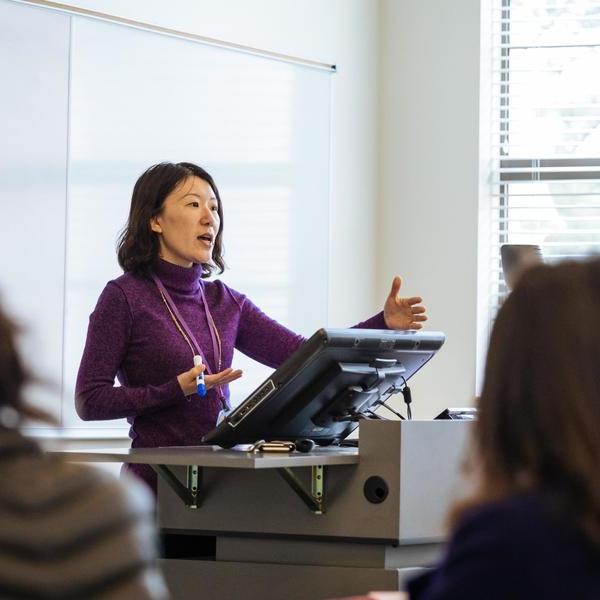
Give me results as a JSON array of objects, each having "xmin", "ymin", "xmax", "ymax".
[
  {"xmin": 199, "ymin": 285, "xmax": 222, "ymax": 371},
  {"xmin": 151, "ymin": 274, "xmax": 220, "ymax": 375}
]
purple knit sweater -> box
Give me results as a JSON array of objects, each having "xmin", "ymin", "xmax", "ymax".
[{"xmin": 75, "ymin": 259, "xmax": 387, "ymax": 490}]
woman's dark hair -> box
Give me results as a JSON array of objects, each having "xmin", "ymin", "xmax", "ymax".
[
  {"xmin": 117, "ymin": 162, "xmax": 225, "ymax": 278},
  {"xmin": 452, "ymin": 258, "xmax": 600, "ymax": 543},
  {"xmin": 0, "ymin": 304, "xmax": 53, "ymax": 424}
]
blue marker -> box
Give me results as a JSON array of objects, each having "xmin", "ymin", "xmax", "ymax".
[{"xmin": 193, "ymin": 355, "xmax": 206, "ymax": 397}]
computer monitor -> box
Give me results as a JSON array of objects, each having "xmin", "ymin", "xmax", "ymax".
[{"xmin": 202, "ymin": 328, "xmax": 445, "ymax": 447}]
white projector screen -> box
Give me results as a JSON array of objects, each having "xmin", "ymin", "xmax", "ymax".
[{"xmin": 0, "ymin": 0, "xmax": 332, "ymax": 436}]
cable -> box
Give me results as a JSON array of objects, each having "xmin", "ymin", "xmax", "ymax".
[
  {"xmin": 333, "ymin": 409, "xmax": 375, "ymax": 423},
  {"xmin": 364, "ymin": 410, "xmax": 390, "ymax": 420},
  {"xmin": 400, "ymin": 376, "xmax": 412, "ymax": 420},
  {"xmin": 374, "ymin": 399, "xmax": 405, "ymax": 420}
]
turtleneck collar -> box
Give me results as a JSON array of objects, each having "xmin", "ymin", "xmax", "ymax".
[{"xmin": 153, "ymin": 258, "xmax": 204, "ymax": 295}]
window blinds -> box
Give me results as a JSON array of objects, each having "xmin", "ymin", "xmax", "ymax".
[{"xmin": 489, "ymin": 0, "xmax": 600, "ymax": 312}]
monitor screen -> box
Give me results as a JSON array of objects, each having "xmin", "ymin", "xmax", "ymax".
[{"xmin": 202, "ymin": 328, "xmax": 445, "ymax": 447}]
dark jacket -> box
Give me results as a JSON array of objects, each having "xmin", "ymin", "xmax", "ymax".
[{"xmin": 407, "ymin": 493, "xmax": 600, "ymax": 600}]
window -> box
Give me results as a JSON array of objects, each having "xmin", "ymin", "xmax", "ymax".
[{"xmin": 488, "ymin": 0, "xmax": 600, "ymax": 316}]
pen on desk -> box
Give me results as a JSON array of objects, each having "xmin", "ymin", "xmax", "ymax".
[{"xmin": 193, "ymin": 355, "xmax": 207, "ymax": 397}]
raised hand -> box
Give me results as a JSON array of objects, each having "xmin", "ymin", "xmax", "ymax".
[
  {"xmin": 177, "ymin": 363, "xmax": 243, "ymax": 397},
  {"xmin": 383, "ymin": 275, "xmax": 428, "ymax": 330}
]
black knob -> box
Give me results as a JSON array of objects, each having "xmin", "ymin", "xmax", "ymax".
[{"xmin": 294, "ymin": 438, "xmax": 316, "ymax": 453}]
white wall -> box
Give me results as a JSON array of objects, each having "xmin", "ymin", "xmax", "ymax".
[
  {"xmin": 377, "ymin": 0, "xmax": 482, "ymax": 418},
  {"xmin": 64, "ymin": 0, "xmax": 382, "ymax": 327},
  {"xmin": 21, "ymin": 0, "xmax": 484, "ymax": 429}
]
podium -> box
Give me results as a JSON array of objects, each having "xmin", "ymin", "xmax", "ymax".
[{"xmin": 60, "ymin": 420, "xmax": 472, "ymax": 600}]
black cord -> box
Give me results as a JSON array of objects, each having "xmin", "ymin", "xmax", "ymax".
[
  {"xmin": 333, "ymin": 409, "xmax": 375, "ymax": 422},
  {"xmin": 374, "ymin": 399, "xmax": 405, "ymax": 420},
  {"xmin": 364, "ymin": 410, "xmax": 388, "ymax": 420},
  {"xmin": 400, "ymin": 376, "xmax": 412, "ymax": 420}
]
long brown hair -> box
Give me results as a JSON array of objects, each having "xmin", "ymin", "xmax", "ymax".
[
  {"xmin": 453, "ymin": 258, "xmax": 600, "ymax": 542},
  {"xmin": 117, "ymin": 162, "xmax": 226, "ymax": 278},
  {"xmin": 0, "ymin": 304, "xmax": 54, "ymax": 424}
]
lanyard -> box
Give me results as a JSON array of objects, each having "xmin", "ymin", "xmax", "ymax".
[
  {"xmin": 201, "ymin": 286, "xmax": 222, "ymax": 375},
  {"xmin": 151, "ymin": 274, "xmax": 222, "ymax": 377}
]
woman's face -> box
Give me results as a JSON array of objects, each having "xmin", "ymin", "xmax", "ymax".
[{"xmin": 150, "ymin": 176, "xmax": 220, "ymax": 267}]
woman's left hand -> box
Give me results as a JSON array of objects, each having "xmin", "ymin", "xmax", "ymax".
[{"xmin": 383, "ymin": 276, "xmax": 427, "ymax": 330}]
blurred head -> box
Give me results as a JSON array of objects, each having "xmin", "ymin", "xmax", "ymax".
[
  {"xmin": 466, "ymin": 258, "xmax": 600, "ymax": 541},
  {"xmin": 117, "ymin": 162, "xmax": 225, "ymax": 278},
  {"xmin": 0, "ymin": 304, "xmax": 51, "ymax": 426}
]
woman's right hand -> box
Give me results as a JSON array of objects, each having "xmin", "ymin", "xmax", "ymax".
[{"xmin": 177, "ymin": 363, "xmax": 243, "ymax": 397}]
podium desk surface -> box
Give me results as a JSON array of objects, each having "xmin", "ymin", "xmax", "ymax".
[{"xmin": 52, "ymin": 445, "xmax": 360, "ymax": 469}]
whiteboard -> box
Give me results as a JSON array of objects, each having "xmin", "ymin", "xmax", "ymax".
[{"xmin": 0, "ymin": 0, "xmax": 332, "ymax": 435}]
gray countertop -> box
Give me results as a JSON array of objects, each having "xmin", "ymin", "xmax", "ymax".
[{"xmin": 52, "ymin": 445, "xmax": 360, "ymax": 468}]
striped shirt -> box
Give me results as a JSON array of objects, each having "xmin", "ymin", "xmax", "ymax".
[{"xmin": 0, "ymin": 427, "xmax": 168, "ymax": 599}]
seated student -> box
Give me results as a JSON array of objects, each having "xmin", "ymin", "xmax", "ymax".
[
  {"xmin": 337, "ymin": 258, "xmax": 600, "ymax": 600},
  {"xmin": 0, "ymin": 305, "xmax": 168, "ymax": 599}
]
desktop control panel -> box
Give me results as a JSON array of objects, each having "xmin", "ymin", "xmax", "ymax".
[{"xmin": 229, "ymin": 380, "xmax": 276, "ymax": 428}]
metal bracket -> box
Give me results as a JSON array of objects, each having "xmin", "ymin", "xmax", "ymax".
[
  {"xmin": 277, "ymin": 465, "xmax": 325, "ymax": 514},
  {"xmin": 153, "ymin": 464, "xmax": 325, "ymax": 513},
  {"xmin": 152, "ymin": 464, "xmax": 201, "ymax": 509},
  {"xmin": 311, "ymin": 464, "xmax": 324, "ymax": 507}
]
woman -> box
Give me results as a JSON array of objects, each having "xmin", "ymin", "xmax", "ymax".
[
  {"xmin": 75, "ymin": 162, "xmax": 427, "ymax": 492},
  {"xmin": 344, "ymin": 259, "xmax": 600, "ymax": 600},
  {"xmin": 0, "ymin": 304, "xmax": 167, "ymax": 599}
]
